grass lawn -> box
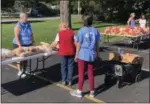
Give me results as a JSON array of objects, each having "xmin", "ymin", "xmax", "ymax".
[{"xmin": 2, "ymin": 17, "xmax": 122, "ymax": 49}]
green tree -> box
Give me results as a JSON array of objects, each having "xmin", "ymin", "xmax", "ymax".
[
  {"xmin": 100, "ymin": 0, "xmax": 150, "ymax": 22},
  {"xmin": 1, "ymin": 0, "xmax": 15, "ymax": 8}
]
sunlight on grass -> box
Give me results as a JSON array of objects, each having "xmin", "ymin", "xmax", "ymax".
[{"xmin": 2, "ymin": 17, "xmax": 122, "ymax": 49}]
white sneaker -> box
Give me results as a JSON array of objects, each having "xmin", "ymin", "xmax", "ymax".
[
  {"xmin": 70, "ymin": 89, "xmax": 82, "ymax": 98},
  {"xmin": 17, "ymin": 71, "xmax": 23, "ymax": 76},
  {"xmin": 21, "ymin": 74, "xmax": 26, "ymax": 78},
  {"xmin": 89, "ymin": 91, "xmax": 95, "ymax": 98}
]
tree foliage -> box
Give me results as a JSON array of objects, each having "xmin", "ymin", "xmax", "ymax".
[
  {"xmin": 100, "ymin": 0, "xmax": 150, "ymax": 21},
  {"xmin": 69, "ymin": 0, "xmax": 149, "ymax": 22},
  {"xmin": 1, "ymin": 0, "xmax": 15, "ymax": 8},
  {"xmin": 2, "ymin": 0, "xmax": 149, "ymax": 22}
]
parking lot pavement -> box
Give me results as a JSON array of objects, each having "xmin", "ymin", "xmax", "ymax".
[
  {"xmin": 71, "ymin": 73, "xmax": 149, "ymax": 103},
  {"xmin": 137, "ymin": 51, "xmax": 149, "ymax": 71},
  {"xmin": 1, "ymin": 65, "xmax": 91, "ymax": 103},
  {"xmin": 1, "ymin": 48, "xmax": 150, "ymax": 103}
]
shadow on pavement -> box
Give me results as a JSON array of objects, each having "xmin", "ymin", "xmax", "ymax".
[
  {"xmin": 34, "ymin": 63, "xmax": 61, "ymax": 82},
  {"xmin": 1, "ymin": 62, "xmax": 79, "ymax": 96},
  {"xmin": 1, "ymin": 63, "xmax": 60, "ymax": 96},
  {"xmin": 1, "ymin": 76, "xmax": 50, "ymax": 96},
  {"xmin": 35, "ymin": 63, "xmax": 79, "ymax": 83},
  {"xmin": 140, "ymin": 71, "xmax": 150, "ymax": 81},
  {"xmin": 95, "ymin": 83, "xmax": 115, "ymax": 96}
]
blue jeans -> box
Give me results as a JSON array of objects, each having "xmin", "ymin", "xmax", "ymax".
[{"xmin": 60, "ymin": 56, "xmax": 74, "ymax": 82}]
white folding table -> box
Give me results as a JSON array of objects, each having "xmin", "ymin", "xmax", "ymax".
[{"xmin": 1, "ymin": 51, "xmax": 57, "ymax": 78}]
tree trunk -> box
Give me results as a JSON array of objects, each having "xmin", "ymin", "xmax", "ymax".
[{"xmin": 60, "ymin": 0, "xmax": 72, "ymax": 29}]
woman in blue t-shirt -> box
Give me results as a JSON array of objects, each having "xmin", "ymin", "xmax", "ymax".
[
  {"xmin": 70, "ymin": 13, "xmax": 100, "ymax": 98},
  {"xmin": 127, "ymin": 13, "xmax": 136, "ymax": 27},
  {"xmin": 12, "ymin": 13, "xmax": 34, "ymax": 78}
]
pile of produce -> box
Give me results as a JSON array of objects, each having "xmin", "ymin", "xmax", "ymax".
[
  {"xmin": 1, "ymin": 49, "xmax": 13, "ymax": 61},
  {"xmin": 1, "ymin": 42, "xmax": 58, "ymax": 60},
  {"xmin": 101, "ymin": 26, "xmax": 150, "ymax": 36},
  {"xmin": 11, "ymin": 46, "xmax": 43, "ymax": 57}
]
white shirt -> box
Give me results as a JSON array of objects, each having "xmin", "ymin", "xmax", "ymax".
[
  {"xmin": 54, "ymin": 33, "xmax": 77, "ymax": 42},
  {"xmin": 139, "ymin": 19, "xmax": 146, "ymax": 28}
]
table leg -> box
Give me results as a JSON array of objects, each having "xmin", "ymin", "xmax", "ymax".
[
  {"xmin": 22, "ymin": 61, "xmax": 27, "ymax": 73},
  {"xmin": 136, "ymin": 43, "xmax": 139, "ymax": 50},
  {"xmin": 133, "ymin": 42, "xmax": 135, "ymax": 49},
  {"xmin": 27, "ymin": 58, "xmax": 40, "ymax": 76},
  {"xmin": 29, "ymin": 59, "xmax": 32, "ymax": 74},
  {"xmin": 35, "ymin": 58, "xmax": 39, "ymax": 71},
  {"xmin": 20, "ymin": 60, "xmax": 31, "ymax": 79},
  {"xmin": 136, "ymin": 37, "xmax": 139, "ymax": 50},
  {"xmin": 42, "ymin": 56, "xmax": 45, "ymax": 69}
]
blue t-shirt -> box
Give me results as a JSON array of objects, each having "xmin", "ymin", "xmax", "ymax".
[
  {"xmin": 130, "ymin": 19, "xmax": 135, "ymax": 27},
  {"xmin": 76, "ymin": 26, "xmax": 100, "ymax": 62},
  {"xmin": 12, "ymin": 21, "xmax": 32, "ymax": 45}
]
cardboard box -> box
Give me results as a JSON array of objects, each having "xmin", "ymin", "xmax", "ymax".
[
  {"xmin": 109, "ymin": 52, "xmax": 121, "ymax": 61},
  {"xmin": 109, "ymin": 52, "xmax": 143, "ymax": 64},
  {"xmin": 121, "ymin": 53, "xmax": 143, "ymax": 64}
]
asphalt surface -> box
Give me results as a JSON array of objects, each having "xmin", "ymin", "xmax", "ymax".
[{"xmin": 1, "ymin": 46, "xmax": 150, "ymax": 103}]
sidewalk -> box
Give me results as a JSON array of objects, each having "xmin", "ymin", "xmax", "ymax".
[{"xmin": 1, "ymin": 15, "xmax": 81, "ymax": 23}]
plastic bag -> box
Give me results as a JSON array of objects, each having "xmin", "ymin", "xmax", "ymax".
[{"xmin": 1, "ymin": 48, "xmax": 12, "ymax": 60}]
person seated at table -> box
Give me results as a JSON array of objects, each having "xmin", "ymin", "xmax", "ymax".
[
  {"xmin": 127, "ymin": 13, "xmax": 136, "ymax": 28},
  {"xmin": 12, "ymin": 13, "xmax": 34, "ymax": 78},
  {"xmin": 51, "ymin": 23, "xmax": 76, "ymax": 86}
]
